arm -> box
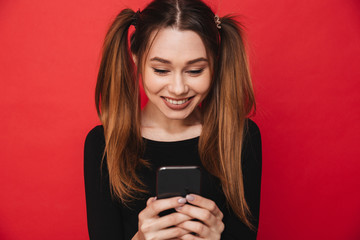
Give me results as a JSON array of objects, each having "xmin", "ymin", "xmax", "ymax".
[
  {"xmin": 221, "ymin": 119, "xmax": 262, "ymax": 239},
  {"xmin": 84, "ymin": 126, "xmax": 190, "ymax": 240},
  {"xmin": 84, "ymin": 126, "xmax": 124, "ymax": 240},
  {"xmin": 173, "ymin": 120, "xmax": 262, "ymax": 240}
]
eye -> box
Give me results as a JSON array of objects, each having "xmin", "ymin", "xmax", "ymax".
[
  {"xmin": 186, "ymin": 69, "xmax": 204, "ymax": 76},
  {"xmin": 152, "ymin": 68, "xmax": 170, "ymax": 75}
]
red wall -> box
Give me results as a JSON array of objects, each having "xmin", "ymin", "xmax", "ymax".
[{"xmin": 0, "ymin": 0, "xmax": 359, "ymax": 239}]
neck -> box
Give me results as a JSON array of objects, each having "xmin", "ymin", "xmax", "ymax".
[{"xmin": 141, "ymin": 102, "xmax": 202, "ymax": 140}]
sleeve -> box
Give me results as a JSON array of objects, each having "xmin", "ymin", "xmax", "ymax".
[
  {"xmin": 84, "ymin": 126, "xmax": 125, "ymax": 240},
  {"xmin": 221, "ymin": 119, "xmax": 262, "ymax": 240}
]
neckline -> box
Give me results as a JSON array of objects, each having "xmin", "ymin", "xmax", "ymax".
[{"xmin": 142, "ymin": 135, "xmax": 200, "ymax": 146}]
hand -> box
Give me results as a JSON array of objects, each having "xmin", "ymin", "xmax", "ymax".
[
  {"xmin": 174, "ymin": 194, "xmax": 225, "ymax": 240},
  {"xmin": 135, "ymin": 196, "xmax": 193, "ymax": 240}
]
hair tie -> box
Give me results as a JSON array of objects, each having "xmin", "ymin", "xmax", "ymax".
[
  {"xmin": 214, "ymin": 14, "xmax": 221, "ymax": 29},
  {"xmin": 131, "ymin": 9, "xmax": 141, "ymax": 28}
]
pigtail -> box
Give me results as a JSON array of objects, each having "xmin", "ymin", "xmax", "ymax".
[
  {"xmin": 213, "ymin": 15, "xmax": 256, "ymax": 230},
  {"xmin": 95, "ymin": 9, "xmax": 148, "ymax": 203}
]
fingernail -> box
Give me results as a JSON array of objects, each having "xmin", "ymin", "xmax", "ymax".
[
  {"xmin": 175, "ymin": 206, "xmax": 182, "ymax": 211},
  {"xmin": 178, "ymin": 197, "xmax": 186, "ymax": 204},
  {"xmin": 186, "ymin": 194, "xmax": 195, "ymax": 201},
  {"xmin": 153, "ymin": 197, "xmax": 157, "ymax": 201}
]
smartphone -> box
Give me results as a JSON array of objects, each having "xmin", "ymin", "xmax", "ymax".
[{"xmin": 156, "ymin": 166, "xmax": 201, "ymax": 199}]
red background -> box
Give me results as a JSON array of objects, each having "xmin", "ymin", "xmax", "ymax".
[{"xmin": 1, "ymin": 0, "xmax": 359, "ymax": 239}]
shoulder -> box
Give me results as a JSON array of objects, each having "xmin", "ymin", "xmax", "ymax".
[
  {"xmin": 244, "ymin": 118, "xmax": 261, "ymax": 139},
  {"xmin": 242, "ymin": 118, "xmax": 262, "ymax": 166},
  {"xmin": 84, "ymin": 125, "xmax": 105, "ymax": 148},
  {"xmin": 84, "ymin": 125, "xmax": 105, "ymax": 165}
]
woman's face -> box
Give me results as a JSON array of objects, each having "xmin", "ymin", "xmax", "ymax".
[{"xmin": 142, "ymin": 27, "xmax": 211, "ymax": 121}]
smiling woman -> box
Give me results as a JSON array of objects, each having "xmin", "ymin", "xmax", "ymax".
[{"xmin": 84, "ymin": 0, "xmax": 261, "ymax": 239}]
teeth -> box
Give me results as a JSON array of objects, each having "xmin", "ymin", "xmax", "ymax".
[{"xmin": 165, "ymin": 97, "xmax": 189, "ymax": 105}]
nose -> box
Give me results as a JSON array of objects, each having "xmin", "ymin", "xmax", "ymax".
[{"xmin": 168, "ymin": 73, "xmax": 189, "ymax": 96}]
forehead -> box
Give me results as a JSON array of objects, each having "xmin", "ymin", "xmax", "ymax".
[{"xmin": 146, "ymin": 27, "xmax": 207, "ymax": 63}]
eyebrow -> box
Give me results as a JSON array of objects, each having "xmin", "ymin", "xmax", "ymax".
[{"xmin": 150, "ymin": 57, "xmax": 208, "ymax": 65}]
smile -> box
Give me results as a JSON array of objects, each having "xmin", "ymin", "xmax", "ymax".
[
  {"xmin": 164, "ymin": 97, "xmax": 191, "ymax": 105},
  {"xmin": 161, "ymin": 96, "xmax": 194, "ymax": 110}
]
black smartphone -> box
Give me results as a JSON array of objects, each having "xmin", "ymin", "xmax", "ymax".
[{"xmin": 156, "ymin": 166, "xmax": 201, "ymax": 199}]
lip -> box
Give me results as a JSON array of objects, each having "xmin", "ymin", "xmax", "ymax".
[
  {"xmin": 161, "ymin": 96, "xmax": 194, "ymax": 110},
  {"xmin": 163, "ymin": 96, "xmax": 190, "ymax": 101}
]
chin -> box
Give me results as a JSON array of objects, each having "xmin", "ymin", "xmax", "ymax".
[
  {"xmin": 161, "ymin": 110, "xmax": 192, "ymax": 120},
  {"xmin": 160, "ymin": 103, "xmax": 198, "ymax": 119}
]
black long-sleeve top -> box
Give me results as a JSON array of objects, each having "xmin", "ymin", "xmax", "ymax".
[{"xmin": 84, "ymin": 119, "xmax": 262, "ymax": 239}]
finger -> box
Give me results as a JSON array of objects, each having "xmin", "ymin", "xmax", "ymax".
[
  {"xmin": 146, "ymin": 197, "xmax": 157, "ymax": 206},
  {"xmin": 141, "ymin": 196, "xmax": 187, "ymax": 219},
  {"xmin": 175, "ymin": 203, "xmax": 218, "ymax": 228},
  {"xmin": 177, "ymin": 220, "xmax": 210, "ymax": 238},
  {"xmin": 179, "ymin": 233, "xmax": 202, "ymax": 240},
  {"xmin": 154, "ymin": 227, "xmax": 190, "ymax": 239},
  {"xmin": 147, "ymin": 212, "xmax": 193, "ymax": 231},
  {"xmin": 185, "ymin": 194, "xmax": 223, "ymax": 220}
]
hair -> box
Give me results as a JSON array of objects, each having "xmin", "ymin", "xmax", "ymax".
[{"xmin": 95, "ymin": 0, "xmax": 256, "ymax": 231}]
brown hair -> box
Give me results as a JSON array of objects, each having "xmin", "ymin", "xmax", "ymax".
[{"xmin": 95, "ymin": 0, "xmax": 256, "ymax": 230}]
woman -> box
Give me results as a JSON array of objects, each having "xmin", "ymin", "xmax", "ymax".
[{"xmin": 84, "ymin": 0, "xmax": 262, "ymax": 239}]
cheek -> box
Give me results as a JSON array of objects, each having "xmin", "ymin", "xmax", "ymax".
[
  {"xmin": 143, "ymin": 73, "xmax": 164, "ymax": 95},
  {"xmin": 193, "ymin": 74, "xmax": 211, "ymax": 94}
]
